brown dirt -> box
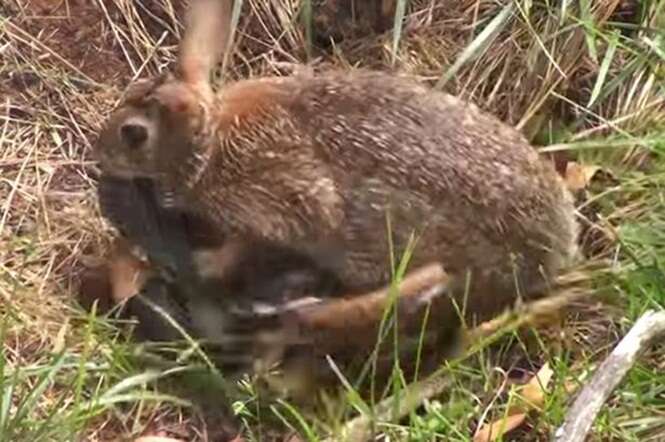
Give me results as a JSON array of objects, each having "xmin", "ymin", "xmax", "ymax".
[
  {"xmin": 2, "ymin": 0, "xmax": 192, "ymax": 87},
  {"xmin": 4, "ymin": 0, "xmax": 126, "ymax": 85}
]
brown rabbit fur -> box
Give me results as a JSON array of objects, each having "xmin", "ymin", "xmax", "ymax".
[{"xmin": 94, "ymin": 0, "xmax": 579, "ymax": 394}]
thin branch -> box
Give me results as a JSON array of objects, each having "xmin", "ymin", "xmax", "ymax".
[{"xmin": 553, "ymin": 310, "xmax": 665, "ymax": 442}]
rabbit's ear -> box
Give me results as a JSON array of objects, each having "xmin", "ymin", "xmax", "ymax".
[{"xmin": 178, "ymin": 0, "xmax": 235, "ymax": 97}]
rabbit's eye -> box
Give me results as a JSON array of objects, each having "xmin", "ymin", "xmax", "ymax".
[{"xmin": 120, "ymin": 123, "xmax": 148, "ymax": 150}]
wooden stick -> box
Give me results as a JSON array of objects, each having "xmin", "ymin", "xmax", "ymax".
[{"xmin": 553, "ymin": 310, "xmax": 665, "ymax": 442}]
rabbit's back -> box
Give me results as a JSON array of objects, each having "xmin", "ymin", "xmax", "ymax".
[
  {"xmin": 300, "ymin": 71, "xmax": 577, "ymax": 281},
  {"xmin": 181, "ymin": 70, "xmax": 577, "ymax": 317}
]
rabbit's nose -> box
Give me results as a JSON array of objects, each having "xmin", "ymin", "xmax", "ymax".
[{"xmin": 120, "ymin": 123, "xmax": 148, "ymax": 149}]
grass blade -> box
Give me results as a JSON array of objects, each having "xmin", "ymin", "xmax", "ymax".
[
  {"xmin": 100, "ymin": 369, "xmax": 165, "ymax": 400},
  {"xmin": 0, "ymin": 323, "xmax": 12, "ymax": 436},
  {"xmin": 8, "ymin": 352, "xmax": 67, "ymax": 436},
  {"xmin": 220, "ymin": 0, "xmax": 244, "ymax": 79},
  {"xmin": 588, "ymin": 31, "xmax": 619, "ymax": 108},
  {"xmin": 559, "ymin": 0, "xmax": 569, "ymax": 25},
  {"xmin": 300, "ymin": 0, "xmax": 313, "ymax": 59},
  {"xmin": 579, "ymin": 0, "xmax": 598, "ymax": 62},
  {"xmin": 436, "ymin": 2, "xmax": 514, "ymax": 90},
  {"xmin": 391, "ymin": 0, "xmax": 409, "ymax": 66},
  {"xmin": 275, "ymin": 399, "xmax": 319, "ymax": 442},
  {"xmin": 642, "ymin": 36, "xmax": 665, "ymax": 62},
  {"xmin": 93, "ymin": 392, "xmax": 191, "ymax": 408}
]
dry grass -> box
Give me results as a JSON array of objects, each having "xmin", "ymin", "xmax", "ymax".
[{"xmin": 1, "ymin": 0, "xmax": 664, "ymax": 440}]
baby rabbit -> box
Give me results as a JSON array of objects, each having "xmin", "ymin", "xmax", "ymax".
[
  {"xmin": 79, "ymin": 237, "xmax": 451, "ymax": 398},
  {"xmin": 93, "ymin": 0, "xmax": 579, "ymax": 394},
  {"xmin": 94, "ymin": 173, "xmax": 347, "ymax": 355}
]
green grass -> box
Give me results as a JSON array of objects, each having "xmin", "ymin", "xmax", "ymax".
[
  {"xmin": 0, "ymin": 310, "xmax": 189, "ymax": 440},
  {"xmin": 1, "ymin": 0, "xmax": 665, "ymax": 441}
]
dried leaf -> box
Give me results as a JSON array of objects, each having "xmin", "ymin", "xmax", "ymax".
[
  {"xmin": 473, "ymin": 363, "xmax": 555, "ymax": 442},
  {"xmin": 52, "ymin": 319, "xmax": 69, "ymax": 353},
  {"xmin": 564, "ymin": 162, "xmax": 603, "ymax": 191},
  {"xmin": 473, "ymin": 413, "xmax": 527, "ymax": 442},
  {"xmin": 563, "ymin": 379, "xmax": 579, "ymax": 395},
  {"xmin": 519, "ymin": 362, "xmax": 554, "ymax": 409},
  {"xmin": 108, "ymin": 238, "xmax": 151, "ymax": 302}
]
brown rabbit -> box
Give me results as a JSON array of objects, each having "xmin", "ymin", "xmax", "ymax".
[{"xmin": 93, "ymin": 0, "xmax": 579, "ymax": 394}]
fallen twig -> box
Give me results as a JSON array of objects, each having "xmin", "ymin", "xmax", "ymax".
[{"xmin": 553, "ymin": 309, "xmax": 665, "ymax": 442}]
